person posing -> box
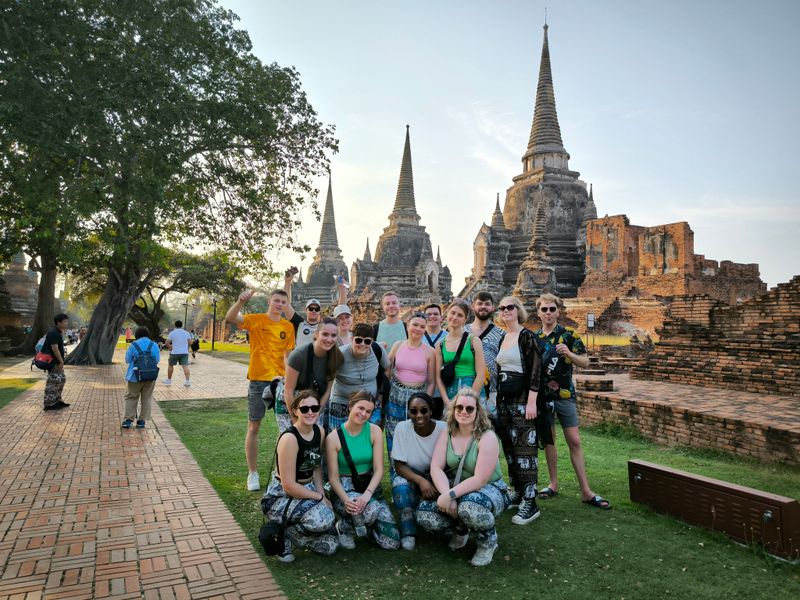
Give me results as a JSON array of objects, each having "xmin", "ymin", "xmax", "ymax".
[
  {"xmin": 163, "ymin": 320, "xmax": 193, "ymax": 387},
  {"xmin": 283, "ymin": 269, "xmax": 348, "ymax": 348},
  {"xmin": 434, "ymin": 301, "xmax": 486, "ymax": 413},
  {"xmin": 464, "ymin": 291, "xmax": 505, "ymax": 420},
  {"xmin": 422, "ymin": 303, "xmax": 446, "ymax": 419},
  {"xmin": 42, "ymin": 313, "xmax": 70, "ymax": 411},
  {"xmin": 416, "ymin": 388, "xmax": 509, "ymax": 567},
  {"xmin": 226, "ymin": 289, "xmax": 295, "ymax": 492},
  {"xmin": 534, "ymin": 293, "xmax": 611, "ymax": 510},
  {"xmin": 333, "ymin": 304, "xmax": 353, "ymax": 347},
  {"xmin": 261, "ymin": 390, "xmax": 338, "ymax": 562},
  {"xmin": 276, "ymin": 318, "xmax": 343, "ymax": 432},
  {"xmin": 122, "ymin": 327, "xmax": 161, "ymax": 429},
  {"xmin": 373, "ymin": 291, "xmax": 408, "ymax": 350},
  {"xmin": 326, "ymin": 391, "xmax": 400, "ymax": 551},
  {"xmin": 327, "ymin": 324, "xmax": 390, "ymax": 431},
  {"xmin": 391, "ymin": 392, "xmax": 446, "ymax": 551},
  {"xmin": 386, "ymin": 312, "xmax": 436, "ymax": 462},
  {"xmin": 495, "ymin": 296, "xmax": 543, "ymax": 525}
]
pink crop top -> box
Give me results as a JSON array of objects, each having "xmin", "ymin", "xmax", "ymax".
[{"xmin": 394, "ymin": 343, "xmax": 428, "ymax": 384}]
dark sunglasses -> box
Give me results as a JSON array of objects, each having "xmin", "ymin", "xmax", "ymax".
[
  {"xmin": 454, "ymin": 404, "xmax": 476, "ymax": 414},
  {"xmin": 539, "ymin": 306, "xmax": 558, "ymax": 313},
  {"xmin": 498, "ymin": 305, "xmax": 517, "ymax": 312},
  {"xmin": 353, "ymin": 337, "xmax": 373, "ymax": 345},
  {"xmin": 298, "ymin": 404, "xmax": 321, "ymax": 414},
  {"xmin": 411, "ymin": 311, "xmax": 428, "ymax": 320},
  {"xmin": 409, "ymin": 407, "xmax": 429, "ymax": 416},
  {"xmin": 307, "ymin": 306, "xmax": 321, "ymax": 312}
]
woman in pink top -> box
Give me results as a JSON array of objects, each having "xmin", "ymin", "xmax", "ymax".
[{"xmin": 386, "ymin": 312, "xmax": 436, "ymax": 465}]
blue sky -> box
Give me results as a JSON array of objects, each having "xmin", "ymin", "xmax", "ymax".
[{"xmin": 221, "ymin": 0, "xmax": 800, "ymax": 290}]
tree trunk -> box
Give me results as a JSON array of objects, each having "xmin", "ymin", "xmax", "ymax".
[
  {"xmin": 9, "ymin": 255, "xmax": 57, "ymax": 355},
  {"xmin": 129, "ymin": 299, "xmax": 164, "ymax": 339},
  {"xmin": 66, "ymin": 267, "xmax": 150, "ymax": 365}
]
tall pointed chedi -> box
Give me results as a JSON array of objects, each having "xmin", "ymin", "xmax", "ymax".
[
  {"xmin": 351, "ymin": 126, "xmax": 452, "ymax": 304},
  {"xmin": 460, "ymin": 23, "xmax": 594, "ymax": 303}
]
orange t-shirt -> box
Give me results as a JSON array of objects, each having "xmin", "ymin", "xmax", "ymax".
[{"xmin": 242, "ymin": 313, "xmax": 295, "ymax": 381}]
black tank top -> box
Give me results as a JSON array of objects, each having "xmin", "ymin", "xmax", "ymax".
[{"xmin": 277, "ymin": 425, "xmax": 322, "ymax": 482}]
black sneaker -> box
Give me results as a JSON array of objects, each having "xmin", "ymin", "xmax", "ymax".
[
  {"xmin": 507, "ymin": 490, "xmax": 522, "ymax": 509},
  {"xmin": 277, "ymin": 538, "xmax": 295, "ymax": 563},
  {"xmin": 512, "ymin": 499, "xmax": 541, "ymax": 525}
]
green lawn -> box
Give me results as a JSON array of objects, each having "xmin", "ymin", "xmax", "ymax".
[
  {"xmin": 160, "ymin": 398, "xmax": 800, "ymax": 600},
  {"xmin": 0, "ymin": 377, "xmax": 39, "ymax": 410}
]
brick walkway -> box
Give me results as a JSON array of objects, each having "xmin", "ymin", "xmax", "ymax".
[{"xmin": 0, "ymin": 352, "xmax": 284, "ymax": 600}]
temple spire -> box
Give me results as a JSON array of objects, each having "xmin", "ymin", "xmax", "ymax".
[
  {"xmin": 491, "ymin": 192, "xmax": 506, "ymax": 228},
  {"xmin": 436, "ymin": 246, "xmax": 442, "ymax": 267},
  {"xmin": 389, "ymin": 125, "xmax": 421, "ymax": 225},
  {"xmin": 363, "ymin": 238, "xmax": 372, "ymax": 262},
  {"xmin": 317, "ymin": 175, "xmax": 340, "ymax": 249}
]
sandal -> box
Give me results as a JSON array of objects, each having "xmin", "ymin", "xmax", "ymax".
[
  {"xmin": 583, "ymin": 495, "xmax": 612, "ymax": 510},
  {"xmin": 538, "ymin": 487, "xmax": 558, "ymax": 499}
]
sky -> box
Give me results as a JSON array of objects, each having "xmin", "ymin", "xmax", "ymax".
[{"xmin": 221, "ymin": 0, "xmax": 800, "ymax": 290}]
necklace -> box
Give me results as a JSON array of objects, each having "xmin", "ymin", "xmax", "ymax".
[{"xmin": 354, "ymin": 354, "xmax": 368, "ymax": 383}]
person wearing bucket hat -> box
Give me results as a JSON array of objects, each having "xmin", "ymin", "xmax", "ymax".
[
  {"xmin": 333, "ymin": 304, "xmax": 353, "ymax": 347},
  {"xmin": 282, "ymin": 268, "xmax": 348, "ymax": 348}
]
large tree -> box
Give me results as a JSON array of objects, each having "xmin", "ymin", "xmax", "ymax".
[{"xmin": 1, "ymin": 0, "xmax": 336, "ymax": 364}]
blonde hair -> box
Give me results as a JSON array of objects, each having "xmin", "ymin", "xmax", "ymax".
[
  {"xmin": 446, "ymin": 388, "xmax": 493, "ymax": 440},
  {"xmin": 499, "ymin": 296, "xmax": 528, "ymax": 324},
  {"xmin": 536, "ymin": 293, "xmax": 562, "ymax": 311}
]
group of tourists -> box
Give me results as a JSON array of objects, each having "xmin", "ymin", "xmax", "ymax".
[{"xmin": 226, "ymin": 274, "xmax": 611, "ymax": 567}]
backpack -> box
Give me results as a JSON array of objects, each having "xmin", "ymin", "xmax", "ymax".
[
  {"xmin": 131, "ymin": 340, "xmax": 159, "ymax": 382},
  {"xmin": 35, "ymin": 336, "xmax": 46, "ymax": 352}
]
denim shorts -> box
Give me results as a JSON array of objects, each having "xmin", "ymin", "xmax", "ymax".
[{"xmin": 248, "ymin": 380, "xmax": 270, "ymax": 421}]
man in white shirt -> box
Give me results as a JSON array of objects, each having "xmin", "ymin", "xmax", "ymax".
[{"xmin": 163, "ymin": 320, "xmax": 193, "ymax": 387}]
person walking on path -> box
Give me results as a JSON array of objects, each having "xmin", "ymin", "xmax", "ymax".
[
  {"xmin": 465, "ymin": 291, "xmax": 505, "ymax": 421},
  {"xmin": 163, "ymin": 320, "xmax": 193, "ymax": 387},
  {"xmin": 42, "ymin": 313, "xmax": 70, "ymax": 411},
  {"xmin": 122, "ymin": 326, "xmax": 161, "ymax": 429},
  {"xmin": 227, "ymin": 289, "xmax": 296, "ymax": 492},
  {"xmin": 534, "ymin": 293, "xmax": 611, "ymax": 510}
]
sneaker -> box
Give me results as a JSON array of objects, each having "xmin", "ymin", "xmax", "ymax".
[
  {"xmin": 276, "ymin": 538, "xmax": 295, "ymax": 563},
  {"xmin": 54, "ymin": 401, "xmax": 71, "ymax": 408},
  {"xmin": 448, "ymin": 531, "xmax": 469, "ymax": 551},
  {"xmin": 136, "ymin": 419, "xmax": 145, "ymax": 429},
  {"xmin": 121, "ymin": 418, "xmax": 133, "ymax": 429},
  {"xmin": 44, "ymin": 402, "xmax": 67, "ymax": 411},
  {"xmin": 511, "ymin": 499, "xmax": 541, "ymax": 525},
  {"xmin": 470, "ymin": 542, "xmax": 498, "ymax": 567},
  {"xmin": 246, "ymin": 472, "xmax": 260, "ymax": 492},
  {"xmin": 400, "ymin": 536, "xmax": 415, "ymax": 551},
  {"xmin": 162, "ymin": 378, "xmax": 172, "ymax": 386},
  {"xmin": 183, "ymin": 380, "xmax": 191, "ymax": 387},
  {"xmin": 507, "ymin": 489, "xmax": 522, "ymax": 509},
  {"xmin": 335, "ymin": 521, "xmax": 356, "ymax": 550}
]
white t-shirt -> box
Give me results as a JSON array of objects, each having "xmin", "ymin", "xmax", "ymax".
[
  {"xmin": 167, "ymin": 328, "xmax": 193, "ymax": 355},
  {"xmin": 391, "ymin": 419, "xmax": 446, "ymax": 473}
]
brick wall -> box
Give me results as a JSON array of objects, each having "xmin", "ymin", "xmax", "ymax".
[{"xmin": 631, "ymin": 277, "xmax": 800, "ymax": 397}]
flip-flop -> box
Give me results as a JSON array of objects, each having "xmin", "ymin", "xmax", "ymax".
[
  {"xmin": 538, "ymin": 487, "xmax": 558, "ymax": 499},
  {"xmin": 583, "ymin": 495, "xmax": 612, "ymax": 510}
]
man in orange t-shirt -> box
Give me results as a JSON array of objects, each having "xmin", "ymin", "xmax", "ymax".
[{"xmin": 226, "ymin": 288, "xmax": 295, "ymax": 491}]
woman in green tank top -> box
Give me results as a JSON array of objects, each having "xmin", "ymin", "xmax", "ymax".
[
  {"xmin": 434, "ymin": 300, "xmax": 486, "ymax": 409},
  {"xmin": 416, "ymin": 388, "xmax": 509, "ymax": 567}
]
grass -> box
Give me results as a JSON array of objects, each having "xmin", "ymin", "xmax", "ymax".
[
  {"xmin": 0, "ymin": 377, "xmax": 39, "ymax": 411},
  {"xmin": 161, "ymin": 397, "xmax": 800, "ymax": 600}
]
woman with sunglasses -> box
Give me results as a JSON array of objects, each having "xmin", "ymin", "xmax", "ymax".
[
  {"xmin": 276, "ymin": 318, "xmax": 344, "ymax": 433},
  {"xmin": 434, "ymin": 301, "xmax": 487, "ymax": 412},
  {"xmin": 385, "ymin": 312, "xmax": 436, "ymax": 463},
  {"xmin": 391, "ymin": 392, "xmax": 446, "ymax": 550},
  {"xmin": 416, "ymin": 388, "xmax": 509, "ymax": 567},
  {"xmin": 261, "ymin": 390, "xmax": 338, "ymax": 562},
  {"xmin": 326, "ymin": 391, "xmax": 400, "ymax": 550},
  {"xmin": 328, "ymin": 323, "xmax": 391, "ymax": 431},
  {"xmin": 495, "ymin": 296, "xmax": 543, "ymax": 525}
]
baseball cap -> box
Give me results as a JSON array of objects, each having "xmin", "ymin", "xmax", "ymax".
[
  {"xmin": 305, "ymin": 299, "xmax": 321, "ymax": 309},
  {"xmin": 333, "ymin": 304, "xmax": 352, "ymax": 318}
]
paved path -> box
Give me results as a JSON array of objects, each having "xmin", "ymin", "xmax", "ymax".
[{"xmin": 0, "ymin": 352, "xmax": 283, "ymax": 600}]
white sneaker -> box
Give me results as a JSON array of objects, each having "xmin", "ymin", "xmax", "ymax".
[
  {"xmin": 162, "ymin": 378, "xmax": 172, "ymax": 386},
  {"xmin": 470, "ymin": 543, "xmax": 498, "ymax": 567},
  {"xmin": 335, "ymin": 521, "xmax": 356, "ymax": 550},
  {"xmin": 183, "ymin": 380, "xmax": 191, "ymax": 387},
  {"xmin": 448, "ymin": 531, "xmax": 469, "ymax": 551},
  {"xmin": 246, "ymin": 472, "xmax": 260, "ymax": 492},
  {"xmin": 401, "ymin": 536, "xmax": 415, "ymax": 551}
]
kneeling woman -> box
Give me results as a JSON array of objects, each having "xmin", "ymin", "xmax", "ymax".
[
  {"xmin": 416, "ymin": 388, "xmax": 509, "ymax": 567},
  {"xmin": 391, "ymin": 392, "xmax": 446, "ymax": 551},
  {"xmin": 326, "ymin": 391, "xmax": 400, "ymax": 550},
  {"xmin": 261, "ymin": 390, "xmax": 338, "ymax": 562}
]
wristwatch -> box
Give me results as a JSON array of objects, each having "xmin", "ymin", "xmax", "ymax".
[{"xmin": 449, "ymin": 490, "xmax": 457, "ymax": 501}]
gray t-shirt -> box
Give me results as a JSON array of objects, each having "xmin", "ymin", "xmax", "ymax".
[
  {"xmin": 391, "ymin": 420, "xmax": 446, "ymax": 473},
  {"xmin": 329, "ymin": 344, "xmax": 390, "ymax": 405},
  {"xmin": 287, "ymin": 342, "xmax": 329, "ymax": 395},
  {"xmin": 376, "ymin": 319, "xmax": 407, "ymax": 351}
]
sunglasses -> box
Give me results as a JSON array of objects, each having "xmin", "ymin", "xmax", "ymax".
[
  {"xmin": 539, "ymin": 306, "xmax": 558, "ymax": 313},
  {"xmin": 298, "ymin": 404, "xmax": 321, "ymax": 414},
  {"xmin": 409, "ymin": 407, "xmax": 429, "ymax": 416},
  {"xmin": 498, "ymin": 305, "xmax": 517, "ymax": 312},
  {"xmin": 353, "ymin": 337, "xmax": 373, "ymax": 345},
  {"xmin": 307, "ymin": 306, "xmax": 321, "ymax": 312},
  {"xmin": 412, "ymin": 312, "xmax": 428, "ymax": 320},
  {"xmin": 454, "ymin": 404, "xmax": 476, "ymax": 414}
]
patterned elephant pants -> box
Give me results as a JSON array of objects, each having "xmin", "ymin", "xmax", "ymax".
[
  {"xmin": 261, "ymin": 477, "xmax": 338, "ymax": 555},
  {"xmin": 391, "ymin": 474, "xmax": 423, "ymax": 539},
  {"xmin": 385, "ymin": 379, "xmax": 426, "ymax": 476},
  {"xmin": 332, "ymin": 475, "xmax": 400, "ymax": 550},
  {"xmin": 496, "ymin": 389, "xmax": 539, "ymax": 500},
  {"xmin": 416, "ymin": 479, "xmax": 508, "ymax": 550},
  {"xmin": 43, "ymin": 370, "xmax": 66, "ymax": 408}
]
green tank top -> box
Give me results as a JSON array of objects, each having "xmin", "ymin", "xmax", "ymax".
[
  {"xmin": 441, "ymin": 334, "xmax": 476, "ymax": 378},
  {"xmin": 446, "ymin": 434, "xmax": 501, "ymax": 483},
  {"xmin": 337, "ymin": 424, "xmax": 373, "ymax": 476}
]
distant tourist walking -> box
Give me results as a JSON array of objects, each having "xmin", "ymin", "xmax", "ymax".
[
  {"xmin": 163, "ymin": 320, "xmax": 193, "ymax": 387},
  {"xmin": 122, "ymin": 326, "xmax": 161, "ymax": 429},
  {"xmin": 42, "ymin": 313, "xmax": 70, "ymax": 411}
]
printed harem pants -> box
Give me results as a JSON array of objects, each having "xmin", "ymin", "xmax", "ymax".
[
  {"xmin": 332, "ymin": 475, "xmax": 400, "ymax": 550},
  {"xmin": 43, "ymin": 370, "xmax": 66, "ymax": 408},
  {"xmin": 496, "ymin": 390, "xmax": 539, "ymax": 500},
  {"xmin": 385, "ymin": 378, "xmax": 425, "ymax": 475},
  {"xmin": 391, "ymin": 474, "xmax": 423, "ymax": 538}
]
